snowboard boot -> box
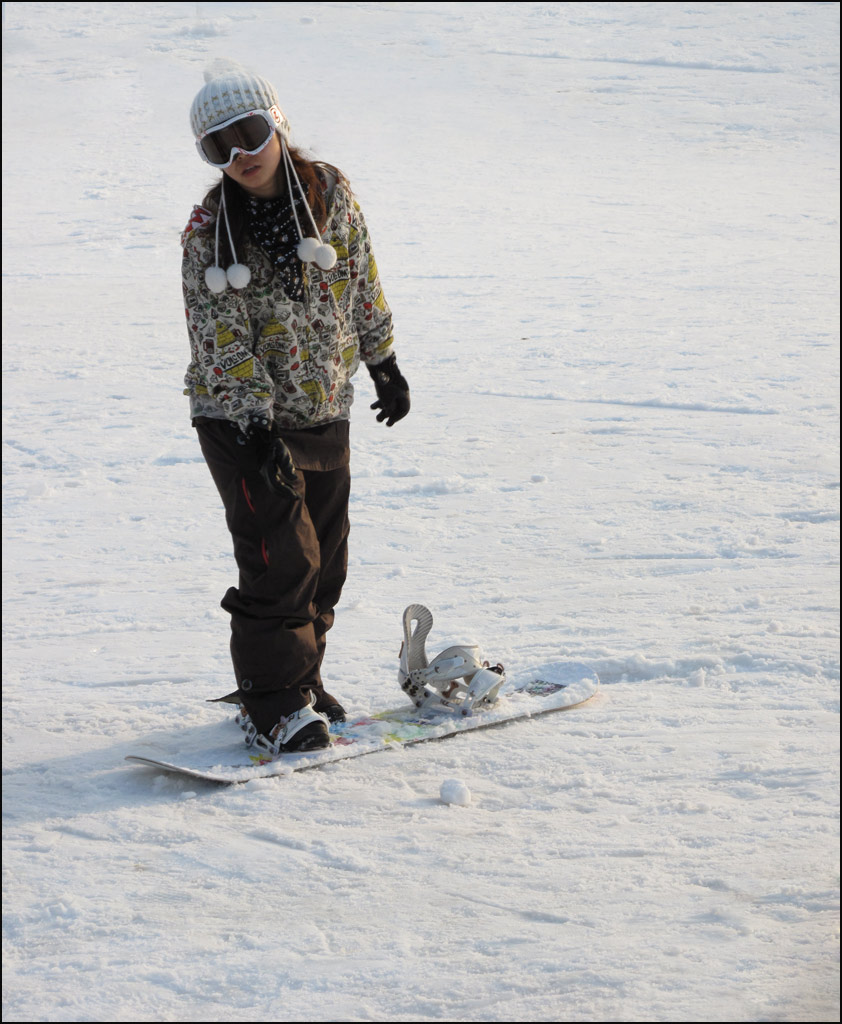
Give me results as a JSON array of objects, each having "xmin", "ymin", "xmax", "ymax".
[
  {"xmin": 212, "ymin": 687, "xmax": 346, "ymax": 724},
  {"xmin": 236, "ymin": 696, "xmax": 331, "ymax": 756},
  {"xmin": 312, "ymin": 689, "xmax": 346, "ymax": 724}
]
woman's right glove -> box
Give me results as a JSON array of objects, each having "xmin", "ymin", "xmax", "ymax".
[
  {"xmin": 368, "ymin": 354, "xmax": 410, "ymax": 427},
  {"xmin": 245, "ymin": 415, "xmax": 299, "ymax": 500},
  {"xmin": 260, "ymin": 432, "xmax": 299, "ymax": 499}
]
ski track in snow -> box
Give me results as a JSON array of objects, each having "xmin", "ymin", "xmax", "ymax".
[{"xmin": 2, "ymin": 2, "xmax": 839, "ymax": 1022}]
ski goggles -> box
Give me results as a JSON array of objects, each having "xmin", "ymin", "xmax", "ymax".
[{"xmin": 195, "ymin": 106, "xmax": 285, "ymax": 168}]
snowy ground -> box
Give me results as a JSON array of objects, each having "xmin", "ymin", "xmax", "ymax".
[{"xmin": 2, "ymin": 2, "xmax": 839, "ymax": 1021}]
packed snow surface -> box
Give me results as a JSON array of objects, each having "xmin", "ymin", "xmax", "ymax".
[{"xmin": 2, "ymin": 2, "xmax": 839, "ymax": 1022}]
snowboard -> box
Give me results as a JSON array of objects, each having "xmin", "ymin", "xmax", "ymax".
[{"xmin": 125, "ymin": 662, "xmax": 599, "ymax": 785}]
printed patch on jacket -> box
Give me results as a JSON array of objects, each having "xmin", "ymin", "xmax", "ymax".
[{"xmin": 181, "ymin": 206, "xmax": 213, "ymax": 246}]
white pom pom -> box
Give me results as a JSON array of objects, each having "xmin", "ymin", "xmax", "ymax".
[
  {"xmin": 205, "ymin": 265, "xmax": 228, "ymax": 293},
  {"xmin": 314, "ymin": 244, "xmax": 337, "ymax": 270},
  {"xmin": 204, "ymin": 59, "xmax": 246, "ymax": 84},
  {"xmin": 297, "ymin": 237, "xmax": 320, "ymax": 262},
  {"xmin": 227, "ymin": 263, "xmax": 251, "ymax": 289}
]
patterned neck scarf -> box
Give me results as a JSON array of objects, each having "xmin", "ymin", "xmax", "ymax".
[{"xmin": 245, "ymin": 184, "xmax": 311, "ymax": 302}]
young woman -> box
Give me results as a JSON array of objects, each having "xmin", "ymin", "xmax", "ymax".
[{"xmin": 182, "ymin": 66, "xmax": 410, "ymax": 756}]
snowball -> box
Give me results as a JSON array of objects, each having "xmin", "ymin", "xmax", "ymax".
[
  {"xmin": 226, "ymin": 263, "xmax": 251, "ymax": 289},
  {"xmin": 440, "ymin": 779, "xmax": 471, "ymax": 806},
  {"xmin": 205, "ymin": 265, "xmax": 228, "ymax": 293}
]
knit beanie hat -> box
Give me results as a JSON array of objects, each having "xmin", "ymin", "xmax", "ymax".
[{"xmin": 190, "ymin": 60, "xmax": 291, "ymax": 140}]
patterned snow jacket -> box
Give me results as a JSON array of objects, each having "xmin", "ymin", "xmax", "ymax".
[{"xmin": 181, "ymin": 180, "xmax": 394, "ymax": 432}]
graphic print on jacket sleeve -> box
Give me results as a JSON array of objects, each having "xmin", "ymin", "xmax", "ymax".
[{"xmin": 182, "ymin": 220, "xmax": 275, "ymax": 432}]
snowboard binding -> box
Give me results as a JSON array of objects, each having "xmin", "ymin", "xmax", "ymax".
[{"xmin": 398, "ymin": 604, "xmax": 506, "ymax": 716}]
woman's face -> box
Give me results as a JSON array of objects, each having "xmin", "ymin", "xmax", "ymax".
[{"xmin": 223, "ymin": 130, "xmax": 283, "ymax": 199}]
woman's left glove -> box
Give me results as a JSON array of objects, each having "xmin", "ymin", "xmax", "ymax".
[{"xmin": 368, "ymin": 354, "xmax": 410, "ymax": 427}]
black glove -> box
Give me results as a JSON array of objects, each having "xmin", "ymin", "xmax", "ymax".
[
  {"xmin": 368, "ymin": 354, "xmax": 410, "ymax": 427},
  {"xmin": 260, "ymin": 432, "xmax": 299, "ymax": 499},
  {"xmin": 244, "ymin": 415, "xmax": 299, "ymax": 500}
]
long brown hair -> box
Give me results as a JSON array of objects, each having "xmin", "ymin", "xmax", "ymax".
[{"xmin": 200, "ymin": 139, "xmax": 347, "ymax": 268}]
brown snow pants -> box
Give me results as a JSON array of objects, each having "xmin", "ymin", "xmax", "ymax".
[{"xmin": 195, "ymin": 417, "xmax": 351, "ymax": 735}]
